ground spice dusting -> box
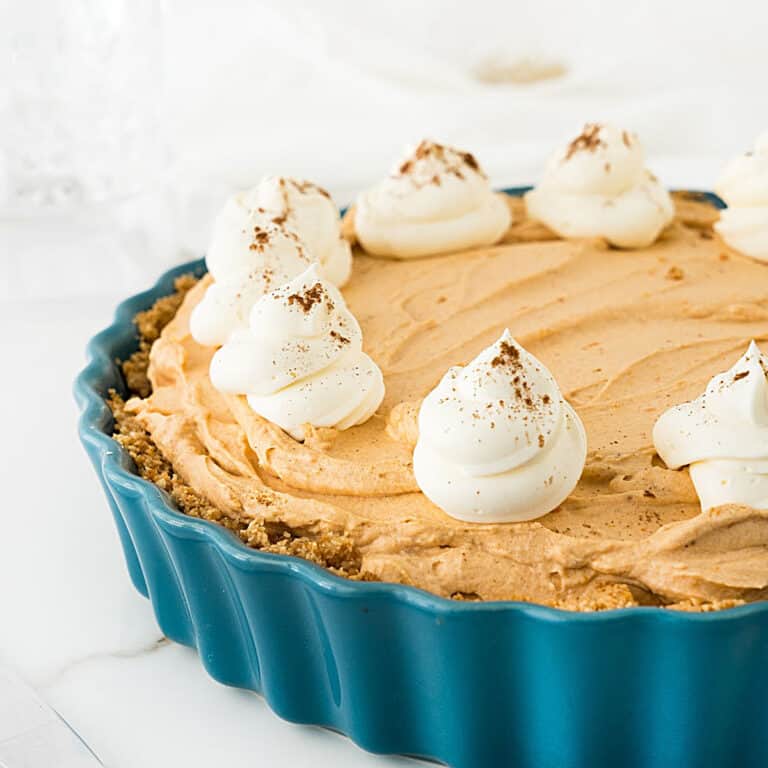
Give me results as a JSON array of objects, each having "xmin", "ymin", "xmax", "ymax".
[
  {"xmin": 491, "ymin": 340, "xmax": 521, "ymax": 369},
  {"xmin": 249, "ymin": 226, "xmax": 271, "ymax": 251},
  {"xmin": 565, "ymin": 124, "xmax": 605, "ymax": 160},
  {"xmin": 261, "ymin": 266, "xmax": 275, "ymax": 291},
  {"xmin": 330, "ymin": 329, "xmax": 350, "ymax": 345},
  {"xmin": 286, "ymin": 282, "xmax": 329, "ymax": 312},
  {"xmin": 413, "ymin": 140, "xmax": 435, "ymax": 161},
  {"xmin": 282, "ymin": 228, "xmax": 308, "ymax": 258},
  {"xmin": 293, "ymin": 179, "xmax": 331, "ymax": 199},
  {"xmin": 398, "ymin": 140, "xmax": 486, "ymax": 184},
  {"xmin": 110, "ymin": 278, "xmax": 366, "ymax": 578},
  {"xmin": 489, "ymin": 340, "xmax": 547, "ymax": 413},
  {"xmin": 461, "ymin": 151, "xmax": 480, "ymax": 171}
]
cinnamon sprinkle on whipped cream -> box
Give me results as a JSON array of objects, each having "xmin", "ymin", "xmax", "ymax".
[
  {"xmin": 250, "ymin": 176, "xmax": 352, "ymax": 286},
  {"xmin": 191, "ymin": 210, "xmax": 311, "ymax": 347},
  {"xmin": 210, "ymin": 263, "xmax": 384, "ymax": 441},
  {"xmin": 397, "ymin": 140, "xmax": 485, "ymax": 184},
  {"xmin": 190, "ymin": 175, "xmax": 353, "ymax": 347},
  {"xmin": 525, "ymin": 123, "xmax": 674, "ymax": 248},
  {"xmin": 654, "ymin": 340, "xmax": 768, "ymax": 511},
  {"xmin": 414, "ymin": 330, "xmax": 587, "ymax": 523},
  {"xmin": 354, "ymin": 139, "xmax": 511, "ymax": 259},
  {"xmin": 564, "ymin": 123, "xmax": 606, "ymax": 160}
]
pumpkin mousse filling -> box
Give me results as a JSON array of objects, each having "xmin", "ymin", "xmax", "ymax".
[
  {"xmin": 106, "ymin": 121, "xmax": 768, "ymax": 613},
  {"xmin": 108, "ymin": 188, "xmax": 768, "ymax": 612}
]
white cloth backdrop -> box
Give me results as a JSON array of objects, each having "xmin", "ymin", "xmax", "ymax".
[
  {"xmin": 161, "ymin": 0, "xmax": 768, "ymax": 237},
  {"xmin": 3, "ymin": 0, "xmax": 768, "ymax": 298}
]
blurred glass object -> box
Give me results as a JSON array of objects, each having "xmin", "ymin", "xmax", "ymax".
[
  {"xmin": 0, "ymin": 0, "xmax": 178, "ymax": 298},
  {"xmin": 0, "ymin": 0, "xmax": 163, "ymax": 208}
]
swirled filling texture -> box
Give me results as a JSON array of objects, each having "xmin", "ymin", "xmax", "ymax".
[{"xmin": 126, "ymin": 194, "xmax": 768, "ymax": 608}]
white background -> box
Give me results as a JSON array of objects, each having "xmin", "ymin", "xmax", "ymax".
[{"xmin": 1, "ymin": 1, "xmax": 767, "ymax": 766}]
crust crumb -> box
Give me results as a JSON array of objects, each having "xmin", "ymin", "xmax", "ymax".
[
  {"xmin": 554, "ymin": 583, "xmax": 641, "ymax": 611},
  {"xmin": 120, "ymin": 274, "xmax": 198, "ymax": 398},
  {"xmin": 666, "ymin": 598, "xmax": 745, "ymax": 612},
  {"xmin": 109, "ymin": 390, "xmax": 242, "ymax": 531},
  {"xmin": 451, "ymin": 591, "xmax": 482, "ymax": 601},
  {"xmin": 242, "ymin": 520, "xmax": 362, "ymax": 573}
]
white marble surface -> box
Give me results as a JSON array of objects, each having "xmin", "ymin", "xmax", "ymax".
[{"xmin": 2, "ymin": 1, "xmax": 768, "ymax": 765}]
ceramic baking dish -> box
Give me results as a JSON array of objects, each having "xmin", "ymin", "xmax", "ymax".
[{"xmin": 75, "ymin": 189, "xmax": 768, "ymax": 768}]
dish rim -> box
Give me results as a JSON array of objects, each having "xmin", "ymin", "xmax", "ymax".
[{"xmin": 75, "ymin": 185, "xmax": 767, "ymax": 623}]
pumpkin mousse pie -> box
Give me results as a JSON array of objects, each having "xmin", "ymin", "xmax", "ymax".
[{"xmin": 111, "ymin": 132, "xmax": 768, "ymax": 611}]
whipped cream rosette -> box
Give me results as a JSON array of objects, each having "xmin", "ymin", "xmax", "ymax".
[
  {"xmin": 252, "ymin": 176, "xmax": 352, "ymax": 285},
  {"xmin": 525, "ymin": 123, "xmax": 674, "ymax": 248},
  {"xmin": 191, "ymin": 177, "xmax": 351, "ymax": 347},
  {"xmin": 653, "ymin": 341, "xmax": 768, "ymax": 510},
  {"xmin": 210, "ymin": 264, "xmax": 384, "ymax": 441},
  {"xmin": 715, "ymin": 132, "xmax": 768, "ymax": 262},
  {"xmin": 354, "ymin": 140, "xmax": 511, "ymax": 259},
  {"xmin": 190, "ymin": 201, "xmax": 311, "ymax": 347},
  {"xmin": 413, "ymin": 331, "xmax": 587, "ymax": 522}
]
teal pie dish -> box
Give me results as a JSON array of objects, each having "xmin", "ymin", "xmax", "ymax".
[{"xmin": 75, "ymin": 188, "xmax": 768, "ymax": 768}]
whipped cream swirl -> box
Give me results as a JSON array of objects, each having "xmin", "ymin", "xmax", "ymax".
[
  {"xmin": 210, "ymin": 264, "xmax": 384, "ymax": 441},
  {"xmin": 653, "ymin": 341, "xmax": 768, "ymax": 510},
  {"xmin": 354, "ymin": 140, "xmax": 511, "ymax": 259},
  {"xmin": 413, "ymin": 331, "xmax": 587, "ymax": 522},
  {"xmin": 190, "ymin": 197, "xmax": 312, "ymax": 347},
  {"xmin": 190, "ymin": 176, "xmax": 351, "ymax": 347},
  {"xmin": 525, "ymin": 123, "xmax": 674, "ymax": 248},
  {"xmin": 715, "ymin": 132, "xmax": 768, "ymax": 262},
  {"xmin": 252, "ymin": 176, "xmax": 352, "ymax": 285}
]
